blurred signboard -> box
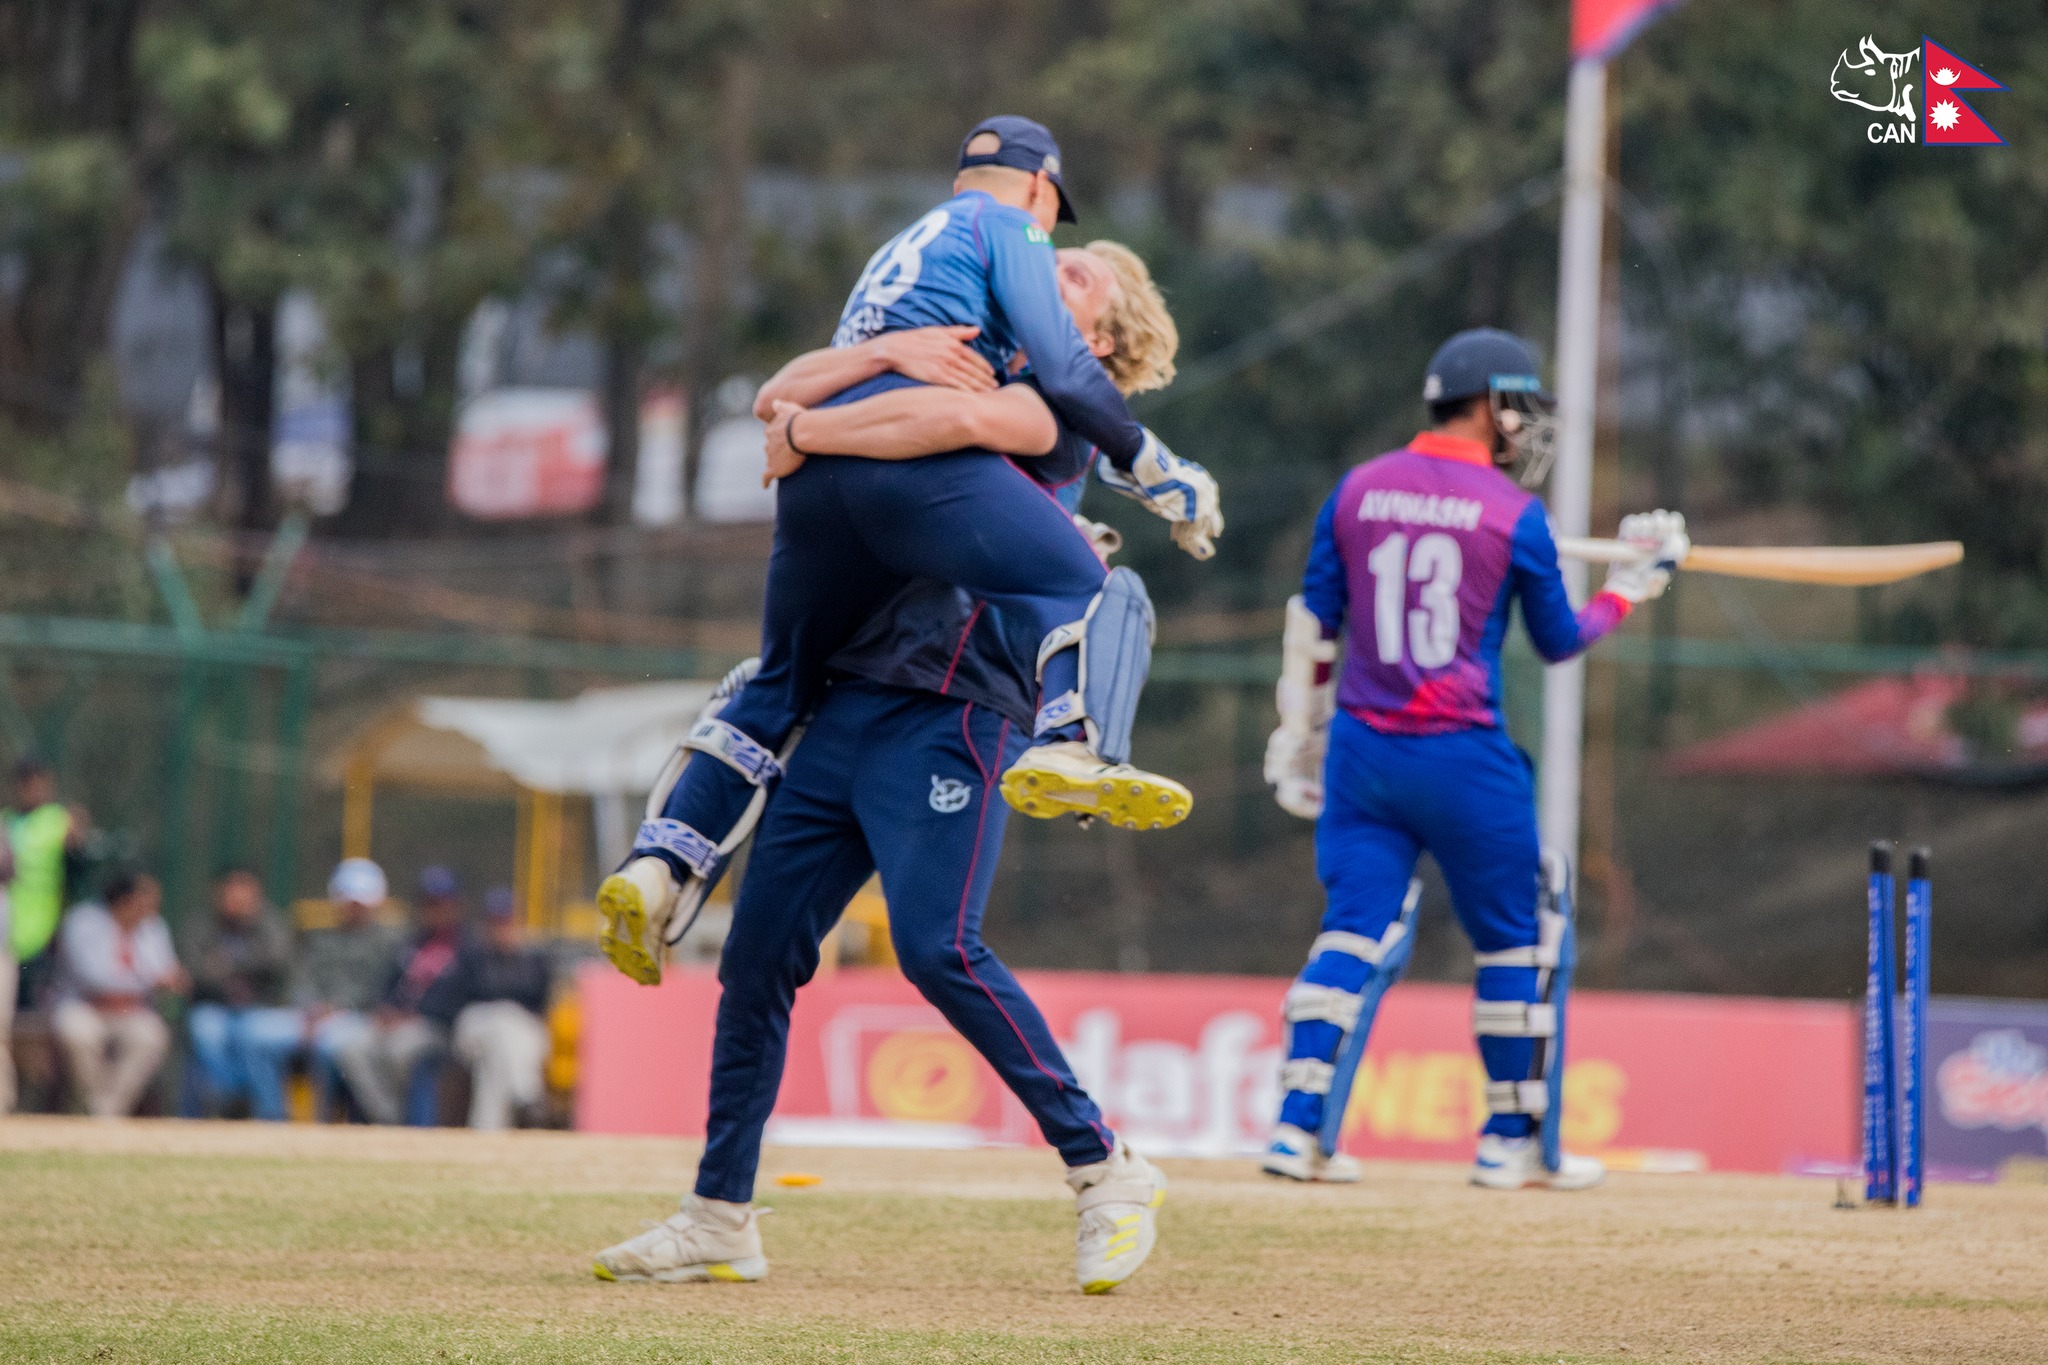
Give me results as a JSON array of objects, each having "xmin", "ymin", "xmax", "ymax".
[
  {"xmin": 1926, "ymin": 998, "xmax": 2048, "ymax": 1182},
  {"xmin": 578, "ymin": 966, "xmax": 1859, "ymax": 1175},
  {"xmin": 448, "ymin": 388, "xmax": 607, "ymax": 520},
  {"xmin": 632, "ymin": 389, "xmax": 687, "ymax": 527},
  {"xmin": 271, "ymin": 289, "xmax": 353, "ymax": 515}
]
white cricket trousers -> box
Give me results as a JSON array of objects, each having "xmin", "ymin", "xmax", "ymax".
[
  {"xmin": 334, "ymin": 1014, "xmax": 445, "ymax": 1125},
  {"xmin": 52, "ymin": 999, "xmax": 170, "ymax": 1118},
  {"xmin": 452, "ymin": 1000, "xmax": 548, "ymax": 1130}
]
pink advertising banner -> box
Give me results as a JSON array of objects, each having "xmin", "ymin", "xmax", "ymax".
[{"xmin": 578, "ymin": 965, "xmax": 1859, "ymax": 1175}]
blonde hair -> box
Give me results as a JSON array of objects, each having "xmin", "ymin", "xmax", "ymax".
[{"xmin": 1084, "ymin": 240, "xmax": 1178, "ymax": 395}]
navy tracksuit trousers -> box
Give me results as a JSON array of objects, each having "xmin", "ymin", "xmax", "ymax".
[
  {"xmin": 652, "ymin": 452, "xmax": 1106, "ymax": 879},
  {"xmin": 694, "ymin": 679, "xmax": 1116, "ymax": 1203}
]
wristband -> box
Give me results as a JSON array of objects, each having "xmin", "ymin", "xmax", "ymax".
[{"xmin": 784, "ymin": 411, "xmax": 816, "ymax": 458}]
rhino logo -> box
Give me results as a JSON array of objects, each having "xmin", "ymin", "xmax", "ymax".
[
  {"xmin": 929, "ymin": 776, "xmax": 972, "ymax": 814},
  {"xmin": 1830, "ymin": 37, "xmax": 1918, "ymax": 123}
]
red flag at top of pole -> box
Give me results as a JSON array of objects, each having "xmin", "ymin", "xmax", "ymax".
[
  {"xmin": 1922, "ymin": 38, "xmax": 2005, "ymax": 147},
  {"xmin": 1572, "ymin": 0, "xmax": 1681, "ymax": 61}
]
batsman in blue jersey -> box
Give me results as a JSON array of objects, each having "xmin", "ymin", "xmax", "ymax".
[
  {"xmin": 1259, "ymin": 329, "xmax": 1688, "ymax": 1190},
  {"xmin": 597, "ymin": 116, "xmax": 1223, "ymax": 989},
  {"xmin": 590, "ymin": 244, "xmax": 1181, "ymax": 1295}
]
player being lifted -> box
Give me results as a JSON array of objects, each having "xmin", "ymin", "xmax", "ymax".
[
  {"xmin": 1260, "ymin": 329, "xmax": 1687, "ymax": 1190},
  {"xmin": 597, "ymin": 117, "xmax": 1222, "ymax": 986},
  {"xmin": 591, "ymin": 243, "xmax": 1179, "ymax": 1294}
]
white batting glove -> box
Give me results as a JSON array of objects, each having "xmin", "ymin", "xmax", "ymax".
[
  {"xmin": 1096, "ymin": 429, "xmax": 1224, "ymax": 560},
  {"xmin": 1263, "ymin": 725, "xmax": 1326, "ymax": 820},
  {"xmin": 1603, "ymin": 509, "xmax": 1689, "ymax": 604}
]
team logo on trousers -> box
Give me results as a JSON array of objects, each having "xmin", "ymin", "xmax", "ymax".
[
  {"xmin": 929, "ymin": 776, "xmax": 972, "ymax": 814},
  {"xmin": 1830, "ymin": 36, "xmax": 2006, "ymax": 146}
]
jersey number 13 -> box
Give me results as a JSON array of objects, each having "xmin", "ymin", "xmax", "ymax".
[{"xmin": 1367, "ymin": 532, "xmax": 1463, "ymax": 668}]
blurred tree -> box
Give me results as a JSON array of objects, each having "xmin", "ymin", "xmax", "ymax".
[
  {"xmin": 506, "ymin": 0, "xmax": 771, "ymax": 540},
  {"xmin": 1040, "ymin": 0, "xmax": 1571, "ymax": 613},
  {"xmin": 1624, "ymin": 1, "xmax": 2048, "ymax": 649},
  {"xmin": 0, "ymin": 0, "xmax": 148, "ymax": 432},
  {"xmin": 140, "ymin": 0, "xmax": 521, "ymax": 542}
]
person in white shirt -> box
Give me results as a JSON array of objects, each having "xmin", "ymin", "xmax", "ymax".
[{"xmin": 52, "ymin": 872, "xmax": 189, "ymax": 1118}]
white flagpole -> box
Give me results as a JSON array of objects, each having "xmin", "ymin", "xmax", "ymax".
[{"xmin": 1539, "ymin": 56, "xmax": 1609, "ymax": 859}]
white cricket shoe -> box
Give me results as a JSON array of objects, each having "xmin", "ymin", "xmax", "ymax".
[
  {"xmin": 1260, "ymin": 1123, "xmax": 1363, "ymax": 1184},
  {"xmin": 1469, "ymin": 1133, "xmax": 1606, "ymax": 1191},
  {"xmin": 1067, "ymin": 1142, "xmax": 1166, "ymax": 1294},
  {"xmin": 1001, "ymin": 741, "xmax": 1193, "ymax": 830},
  {"xmin": 597, "ymin": 856, "xmax": 683, "ymax": 986},
  {"xmin": 591, "ymin": 1195, "xmax": 768, "ymax": 1283}
]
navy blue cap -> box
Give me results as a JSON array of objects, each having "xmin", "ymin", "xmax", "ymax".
[
  {"xmin": 958, "ymin": 115, "xmax": 1076, "ymax": 224},
  {"xmin": 1422, "ymin": 328, "xmax": 1552, "ymax": 406},
  {"xmin": 482, "ymin": 886, "xmax": 516, "ymax": 920},
  {"xmin": 418, "ymin": 865, "xmax": 460, "ymax": 901}
]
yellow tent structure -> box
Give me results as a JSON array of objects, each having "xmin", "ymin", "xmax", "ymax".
[{"xmin": 325, "ymin": 681, "xmax": 719, "ymax": 935}]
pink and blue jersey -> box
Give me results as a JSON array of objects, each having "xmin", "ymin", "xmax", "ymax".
[{"xmin": 1301, "ymin": 432, "xmax": 1631, "ymax": 734}]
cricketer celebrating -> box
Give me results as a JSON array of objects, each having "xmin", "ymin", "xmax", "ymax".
[
  {"xmin": 596, "ymin": 116, "xmax": 1222, "ymax": 987},
  {"xmin": 1260, "ymin": 328, "xmax": 1687, "ymax": 1189},
  {"xmin": 590, "ymin": 246, "xmax": 1181, "ymax": 1294}
]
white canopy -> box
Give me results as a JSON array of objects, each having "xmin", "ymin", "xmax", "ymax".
[{"xmin": 408, "ymin": 680, "xmax": 717, "ymax": 796}]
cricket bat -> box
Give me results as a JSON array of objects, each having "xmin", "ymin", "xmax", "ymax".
[{"xmin": 1555, "ymin": 538, "xmax": 1963, "ymax": 586}]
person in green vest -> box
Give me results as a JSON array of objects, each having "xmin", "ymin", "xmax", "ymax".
[
  {"xmin": 1, "ymin": 819, "xmax": 14, "ymax": 1114},
  {"xmin": 4, "ymin": 755, "xmax": 91, "ymax": 1001}
]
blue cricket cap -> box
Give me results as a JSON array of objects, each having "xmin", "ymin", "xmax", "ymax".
[
  {"xmin": 1423, "ymin": 328, "xmax": 1553, "ymax": 406},
  {"xmin": 958, "ymin": 115, "xmax": 1077, "ymax": 224},
  {"xmin": 418, "ymin": 864, "xmax": 461, "ymax": 901},
  {"xmin": 482, "ymin": 886, "xmax": 517, "ymax": 921}
]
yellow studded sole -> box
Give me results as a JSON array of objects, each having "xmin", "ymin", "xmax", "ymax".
[
  {"xmin": 1000, "ymin": 766, "xmax": 1193, "ymax": 830},
  {"xmin": 591, "ymin": 1261, "xmax": 617, "ymax": 1282},
  {"xmin": 597, "ymin": 874, "xmax": 662, "ymax": 986}
]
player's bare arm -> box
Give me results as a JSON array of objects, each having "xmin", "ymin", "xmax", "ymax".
[
  {"xmin": 761, "ymin": 386, "xmax": 1055, "ymax": 484},
  {"xmin": 753, "ymin": 325, "xmax": 998, "ymax": 420}
]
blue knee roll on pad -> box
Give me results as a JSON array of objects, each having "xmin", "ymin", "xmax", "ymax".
[
  {"xmin": 1032, "ymin": 566, "xmax": 1154, "ymax": 765},
  {"xmin": 684, "ymin": 716, "xmax": 784, "ymax": 787},
  {"xmin": 626, "ymin": 658, "xmax": 803, "ymax": 943},
  {"xmin": 1310, "ymin": 878, "xmax": 1423, "ymax": 1159},
  {"xmin": 633, "ymin": 818, "xmax": 723, "ymax": 879},
  {"xmin": 1472, "ymin": 850, "xmax": 1577, "ymax": 1172}
]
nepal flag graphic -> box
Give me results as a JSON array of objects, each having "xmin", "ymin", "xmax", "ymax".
[{"xmin": 1923, "ymin": 38, "xmax": 2005, "ymax": 147}]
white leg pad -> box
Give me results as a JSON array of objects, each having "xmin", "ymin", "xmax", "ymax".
[
  {"xmin": 1472, "ymin": 1001, "xmax": 1558, "ymax": 1038},
  {"xmin": 1311, "ymin": 928, "xmax": 1404, "ymax": 965},
  {"xmin": 1279, "ymin": 1058, "xmax": 1335, "ymax": 1095},
  {"xmin": 1283, "ymin": 983, "xmax": 1363, "ymax": 1030},
  {"xmin": 1473, "ymin": 909, "xmax": 1567, "ymax": 970},
  {"xmin": 1486, "ymin": 1079, "xmax": 1550, "ymax": 1116}
]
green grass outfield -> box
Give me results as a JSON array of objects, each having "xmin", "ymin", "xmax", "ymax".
[{"xmin": 3, "ymin": 1119, "xmax": 2044, "ymax": 1364}]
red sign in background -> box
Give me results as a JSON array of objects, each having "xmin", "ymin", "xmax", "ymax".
[
  {"xmin": 581, "ymin": 970, "xmax": 1859, "ymax": 1178},
  {"xmin": 578, "ymin": 966, "xmax": 1858, "ymax": 1175}
]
